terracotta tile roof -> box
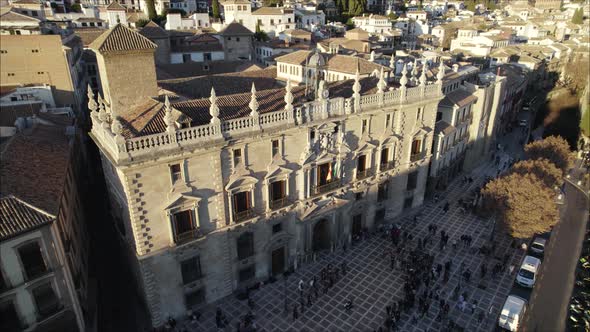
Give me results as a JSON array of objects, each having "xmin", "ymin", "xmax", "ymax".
[
  {"xmin": 0, "ymin": 8, "xmax": 41, "ymax": 23},
  {"xmin": 74, "ymin": 28, "xmax": 106, "ymax": 47},
  {"xmin": 139, "ymin": 21, "xmax": 169, "ymax": 39},
  {"xmin": 0, "ymin": 103, "xmax": 43, "ymax": 127},
  {"xmin": 76, "ymin": 17, "xmax": 105, "ymax": 22},
  {"xmin": 158, "ymin": 67, "xmax": 279, "ymax": 100},
  {"xmin": 219, "ymin": 22, "xmax": 253, "ymax": 36},
  {"xmin": 106, "ymin": 1, "xmax": 126, "ymax": 11},
  {"xmin": 89, "ymin": 24, "xmax": 157, "ymax": 53},
  {"xmin": 252, "ymin": 7, "xmax": 293, "ymax": 15},
  {"xmin": 275, "ymin": 51, "xmax": 389, "ymax": 75},
  {"xmin": 284, "ymin": 29, "xmax": 312, "ymax": 37},
  {"xmin": 0, "ymin": 124, "xmax": 70, "ymax": 215},
  {"xmin": 0, "ymin": 196, "xmax": 54, "ymax": 241},
  {"xmin": 440, "ymin": 88, "xmax": 477, "ymax": 108},
  {"xmin": 121, "ymin": 77, "xmax": 382, "ymax": 137},
  {"xmin": 435, "ymin": 120, "xmax": 455, "ymax": 135},
  {"xmin": 0, "ymin": 85, "xmax": 19, "ymax": 98},
  {"xmin": 156, "ymin": 60, "xmax": 257, "ymax": 80}
]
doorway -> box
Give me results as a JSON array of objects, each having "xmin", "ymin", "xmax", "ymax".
[
  {"xmin": 271, "ymin": 247, "xmax": 285, "ymax": 276},
  {"xmin": 352, "ymin": 214, "xmax": 362, "ymax": 238},
  {"xmin": 312, "ymin": 219, "xmax": 331, "ymax": 252}
]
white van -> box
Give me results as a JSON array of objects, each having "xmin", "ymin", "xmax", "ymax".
[
  {"xmin": 498, "ymin": 295, "xmax": 527, "ymax": 331},
  {"xmin": 516, "ymin": 255, "xmax": 541, "ymax": 288}
]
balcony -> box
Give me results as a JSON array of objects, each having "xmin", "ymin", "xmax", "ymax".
[
  {"xmin": 380, "ymin": 161, "xmax": 395, "ymax": 172},
  {"xmin": 410, "ymin": 151, "xmax": 425, "ymax": 162},
  {"xmin": 174, "ymin": 228, "xmax": 203, "ymax": 244},
  {"xmin": 312, "ymin": 179, "xmax": 342, "ymax": 196},
  {"xmin": 269, "ymin": 197, "xmax": 291, "ymax": 211},
  {"xmin": 356, "ymin": 168, "xmax": 373, "ymax": 180},
  {"xmin": 233, "ymin": 208, "xmax": 256, "ymax": 223}
]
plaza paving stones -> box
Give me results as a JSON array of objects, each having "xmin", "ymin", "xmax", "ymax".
[{"xmin": 181, "ymin": 157, "xmax": 523, "ymax": 332}]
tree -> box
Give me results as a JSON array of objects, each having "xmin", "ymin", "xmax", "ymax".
[
  {"xmin": 348, "ymin": 0, "xmax": 365, "ymax": 16},
  {"xmin": 254, "ymin": 22, "xmax": 269, "ymax": 41},
  {"xmin": 464, "ymin": 0, "xmax": 476, "ymax": 11},
  {"xmin": 70, "ymin": 3, "xmax": 81, "ymax": 12},
  {"xmin": 572, "ymin": 8, "xmax": 584, "ymax": 25},
  {"xmin": 136, "ymin": 19, "xmax": 150, "ymax": 28},
  {"xmin": 482, "ymin": 173, "xmax": 558, "ymax": 239},
  {"xmin": 524, "ymin": 136, "xmax": 573, "ymax": 175},
  {"xmin": 263, "ymin": 0, "xmax": 283, "ymax": 6},
  {"xmin": 509, "ymin": 159, "xmax": 562, "ymax": 189},
  {"xmin": 212, "ymin": 0, "xmax": 220, "ymax": 19},
  {"xmin": 144, "ymin": 0, "xmax": 157, "ymax": 20}
]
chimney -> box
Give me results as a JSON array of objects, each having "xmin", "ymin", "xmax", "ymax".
[{"xmin": 452, "ymin": 64, "xmax": 459, "ymax": 72}]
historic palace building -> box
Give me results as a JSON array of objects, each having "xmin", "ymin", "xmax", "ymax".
[{"xmin": 89, "ymin": 25, "xmax": 445, "ymax": 327}]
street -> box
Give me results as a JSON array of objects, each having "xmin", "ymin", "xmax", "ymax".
[{"xmin": 521, "ymin": 163, "xmax": 590, "ymax": 332}]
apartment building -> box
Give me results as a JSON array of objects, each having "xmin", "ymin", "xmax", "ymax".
[
  {"xmin": 88, "ymin": 25, "xmax": 445, "ymax": 328},
  {"xmin": 221, "ymin": 1, "xmax": 295, "ymax": 37}
]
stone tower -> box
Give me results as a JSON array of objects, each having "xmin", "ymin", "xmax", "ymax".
[{"xmin": 89, "ymin": 24, "xmax": 158, "ymax": 116}]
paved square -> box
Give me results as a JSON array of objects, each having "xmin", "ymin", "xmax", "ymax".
[{"xmin": 180, "ymin": 159, "xmax": 523, "ymax": 332}]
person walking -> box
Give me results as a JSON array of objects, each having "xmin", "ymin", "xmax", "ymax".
[{"xmin": 298, "ymin": 279, "xmax": 304, "ymax": 299}]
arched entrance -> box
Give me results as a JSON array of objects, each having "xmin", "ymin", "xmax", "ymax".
[{"xmin": 312, "ymin": 218, "xmax": 331, "ymax": 252}]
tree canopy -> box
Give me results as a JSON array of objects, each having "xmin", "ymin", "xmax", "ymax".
[
  {"xmin": 509, "ymin": 158, "xmax": 563, "ymax": 189},
  {"xmin": 572, "ymin": 8, "xmax": 584, "ymax": 25},
  {"xmin": 348, "ymin": 0, "xmax": 367, "ymax": 16},
  {"xmin": 524, "ymin": 135, "xmax": 573, "ymax": 175},
  {"xmin": 144, "ymin": 0, "xmax": 157, "ymax": 20},
  {"xmin": 482, "ymin": 173, "xmax": 558, "ymax": 239},
  {"xmin": 212, "ymin": 0, "xmax": 221, "ymax": 19}
]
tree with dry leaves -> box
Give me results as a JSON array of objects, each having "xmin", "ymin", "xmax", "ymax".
[
  {"xmin": 482, "ymin": 173, "xmax": 558, "ymax": 239},
  {"xmin": 509, "ymin": 158, "xmax": 563, "ymax": 189},
  {"xmin": 525, "ymin": 136, "xmax": 573, "ymax": 175}
]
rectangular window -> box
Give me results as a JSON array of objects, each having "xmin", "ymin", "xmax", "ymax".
[
  {"xmin": 239, "ymin": 265, "xmax": 255, "ymax": 282},
  {"xmin": 271, "ymin": 139, "xmax": 280, "ymax": 157},
  {"xmin": 269, "ymin": 180, "xmax": 286, "ymax": 209},
  {"xmin": 233, "ymin": 191, "xmax": 252, "ymax": 221},
  {"xmin": 32, "ymin": 283, "xmax": 60, "ymax": 319},
  {"xmin": 18, "ymin": 242, "xmax": 47, "ymax": 280},
  {"xmin": 411, "ymin": 139, "xmax": 422, "ymax": 155},
  {"xmin": 204, "ymin": 52, "xmax": 211, "ymax": 61},
  {"xmin": 406, "ymin": 171, "xmax": 418, "ymax": 190},
  {"xmin": 0, "ymin": 300, "xmax": 21, "ymax": 331},
  {"xmin": 181, "ymin": 256, "xmax": 202, "ymax": 284},
  {"xmin": 356, "ymin": 154, "xmax": 368, "ymax": 179},
  {"xmin": 417, "ymin": 107, "xmax": 422, "ymax": 120},
  {"xmin": 361, "ymin": 119, "xmax": 368, "ymax": 134},
  {"xmin": 385, "ymin": 114, "xmax": 391, "ymax": 128},
  {"xmin": 272, "ymin": 223, "xmax": 282, "ymax": 234},
  {"xmin": 173, "ymin": 210, "xmax": 196, "ymax": 243},
  {"xmin": 233, "ymin": 149, "xmax": 242, "ymax": 166},
  {"xmin": 183, "ymin": 54, "xmax": 191, "ymax": 63},
  {"xmin": 170, "ymin": 164, "xmax": 182, "ymax": 184},
  {"xmin": 236, "ymin": 37, "xmax": 241, "ymax": 42}
]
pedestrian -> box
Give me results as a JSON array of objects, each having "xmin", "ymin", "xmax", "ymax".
[
  {"xmin": 471, "ymin": 300, "xmax": 477, "ymax": 314},
  {"xmin": 478, "ymin": 310, "xmax": 484, "ymax": 323},
  {"xmin": 292, "ymin": 304, "xmax": 299, "ymax": 321},
  {"xmin": 298, "ymin": 279, "xmax": 304, "ymax": 298},
  {"xmin": 307, "ymin": 292, "xmax": 312, "ymax": 306}
]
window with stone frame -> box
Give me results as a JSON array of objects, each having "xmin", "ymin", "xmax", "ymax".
[
  {"xmin": 361, "ymin": 119, "xmax": 368, "ymax": 134},
  {"xmin": 170, "ymin": 163, "xmax": 182, "ymax": 184},
  {"xmin": 180, "ymin": 256, "xmax": 202, "ymax": 284},
  {"xmin": 0, "ymin": 300, "xmax": 21, "ymax": 332},
  {"xmin": 237, "ymin": 232, "xmax": 254, "ymax": 260},
  {"xmin": 269, "ymin": 179, "xmax": 287, "ymax": 210},
  {"xmin": 172, "ymin": 210, "xmax": 197, "ymax": 243},
  {"xmin": 32, "ymin": 283, "xmax": 60, "ymax": 319},
  {"xmin": 356, "ymin": 154, "xmax": 368, "ymax": 179},
  {"xmin": 406, "ymin": 171, "xmax": 418, "ymax": 190},
  {"xmin": 411, "ymin": 138, "xmax": 422, "ymax": 155},
  {"xmin": 271, "ymin": 139, "xmax": 280, "ymax": 157},
  {"xmin": 232, "ymin": 190, "xmax": 252, "ymax": 221},
  {"xmin": 232, "ymin": 148, "xmax": 242, "ymax": 167},
  {"xmin": 18, "ymin": 242, "xmax": 47, "ymax": 281}
]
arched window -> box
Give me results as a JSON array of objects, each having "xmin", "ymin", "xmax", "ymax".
[{"xmin": 237, "ymin": 232, "xmax": 254, "ymax": 260}]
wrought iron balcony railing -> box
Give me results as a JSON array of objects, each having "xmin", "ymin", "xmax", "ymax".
[
  {"xmin": 380, "ymin": 161, "xmax": 395, "ymax": 172},
  {"xmin": 233, "ymin": 208, "xmax": 255, "ymax": 223},
  {"xmin": 174, "ymin": 228, "xmax": 203, "ymax": 244},
  {"xmin": 269, "ymin": 197, "xmax": 291, "ymax": 210},
  {"xmin": 312, "ymin": 179, "xmax": 342, "ymax": 196}
]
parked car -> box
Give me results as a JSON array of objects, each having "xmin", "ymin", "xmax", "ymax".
[
  {"xmin": 498, "ymin": 295, "xmax": 527, "ymax": 331},
  {"xmin": 530, "ymin": 237, "xmax": 547, "ymax": 256},
  {"xmin": 516, "ymin": 255, "xmax": 542, "ymax": 288}
]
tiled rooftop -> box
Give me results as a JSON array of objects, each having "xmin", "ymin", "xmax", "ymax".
[{"xmin": 0, "ymin": 196, "xmax": 54, "ymax": 241}]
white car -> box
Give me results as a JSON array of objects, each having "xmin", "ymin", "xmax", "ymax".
[
  {"xmin": 498, "ymin": 295, "xmax": 527, "ymax": 331},
  {"xmin": 516, "ymin": 255, "xmax": 541, "ymax": 288},
  {"xmin": 530, "ymin": 237, "xmax": 547, "ymax": 255}
]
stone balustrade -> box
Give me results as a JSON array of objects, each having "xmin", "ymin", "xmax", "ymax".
[{"xmin": 93, "ymin": 81, "xmax": 443, "ymax": 161}]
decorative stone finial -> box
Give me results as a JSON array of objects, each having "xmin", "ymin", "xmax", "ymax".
[
  {"xmin": 389, "ymin": 54, "xmax": 395, "ymax": 70},
  {"xmin": 419, "ymin": 62, "xmax": 428, "ymax": 86},
  {"xmin": 163, "ymin": 95, "xmax": 175, "ymax": 133},
  {"xmin": 111, "ymin": 117, "xmax": 123, "ymax": 136},
  {"xmin": 370, "ymin": 50, "xmax": 375, "ymax": 62},
  {"xmin": 411, "ymin": 59, "xmax": 419, "ymax": 82},
  {"xmin": 284, "ymin": 79, "xmax": 294, "ymax": 112},
  {"xmin": 87, "ymin": 85, "xmax": 97, "ymax": 113},
  {"xmin": 317, "ymin": 80, "xmax": 328, "ymax": 100},
  {"xmin": 209, "ymin": 87, "xmax": 220, "ymax": 124},
  {"xmin": 249, "ymin": 83, "xmax": 259, "ymax": 116},
  {"xmin": 353, "ymin": 59, "xmax": 361, "ymax": 96},
  {"xmin": 97, "ymin": 93, "xmax": 108, "ymax": 127},
  {"xmin": 377, "ymin": 67, "xmax": 386, "ymax": 93},
  {"xmin": 437, "ymin": 58, "xmax": 445, "ymax": 83},
  {"xmin": 400, "ymin": 63, "xmax": 408, "ymax": 88}
]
